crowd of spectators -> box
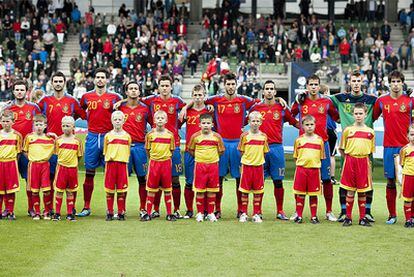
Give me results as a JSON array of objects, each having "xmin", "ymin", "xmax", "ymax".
[{"xmin": 0, "ymin": 0, "xmax": 73, "ymax": 101}]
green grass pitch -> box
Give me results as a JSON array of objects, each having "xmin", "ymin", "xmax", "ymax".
[{"xmin": 1, "ymin": 157, "xmax": 414, "ymax": 276}]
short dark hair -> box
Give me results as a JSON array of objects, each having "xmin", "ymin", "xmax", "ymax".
[
  {"xmin": 223, "ymin": 72, "xmax": 236, "ymax": 84},
  {"xmin": 199, "ymin": 113, "xmax": 213, "ymax": 122},
  {"xmin": 306, "ymin": 74, "xmax": 320, "ymax": 85},
  {"xmin": 353, "ymin": 102, "xmax": 367, "ymax": 112},
  {"xmin": 192, "ymin": 84, "xmax": 206, "ymax": 95},
  {"xmin": 51, "ymin": 71, "xmax": 66, "ymax": 83},
  {"xmin": 12, "ymin": 80, "xmax": 28, "ymax": 91},
  {"xmin": 94, "ymin": 67, "xmax": 109, "ymax": 78},
  {"xmin": 388, "ymin": 70, "xmax": 405, "ymax": 83},
  {"xmin": 263, "ymin": 80, "xmax": 275, "ymax": 88},
  {"xmin": 124, "ymin": 80, "xmax": 141, "ymax": 92},
  {"xmin": 159, "ymin": 74, "xmax": 172, "ymax": 84},
  {"xmin": 350, "ymin": 70, "xmax": 362, "ymax": 78}
]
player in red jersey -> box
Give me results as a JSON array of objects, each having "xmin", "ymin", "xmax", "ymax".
[
  {"xmin": 141, "ymin": 75, "xmax": 186, "ymax": 219},
  {"xmin": 2, "ymin": 80, "xmax": 41, "ymax": 217},
  {"xmin": 204, "ymin": 73, "xmax": 259, "ymax": 218},
  {"xmin": 373, "ymin": 70, "xmax": 414, "ymax": 224},
  {"xmin": 250, "ymin": 80, "xmax": 299, "ymax": 220},
  {"xmin": 181, "ymin": 84, "xmax": 210, "ymax": 219},
  {"xmin": 77, "ymin": 68, "xmax": 122, "ymax": 217},
  {"xmin": 118, "ymin": 81, "xmax": 150, "ymax": 218},
  {"xmin": 291, "ymin": 74, "xmax": 339, "ymax": 222}
]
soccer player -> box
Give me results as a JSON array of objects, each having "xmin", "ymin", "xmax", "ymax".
[
  {"xmin": 238, "ymin": 111, "xmax": 269, "ymax": 223},
  {"xmin": 399, "ymin": 124, "xmax": 414, "ymax": 228},
  {"xmin": 0, "ymin": 110, "xmax": 22, "ymax": 220},
  {"xmin": 77, "ymin": 68, "xmax": 122, "ymax": 217},
  {"xmin": 182, "ymin": 84, "xmax": 210, "ymax": 219},
  {"xmin": 373, "ymin": 71, "xmax": 414, "ymax": 224},
  {"xmin": 188, "ymin": 113, "xmax": 224, "ymax": 222},
  {"xmin": 250, "ymin": 80, "xmax": 298, "ymax": 220},
  {"xmin": 103, "ymin": 111, "xmax": 131, "ymax": 221},
  {"xmin": 142, "ymin": 110, "xmax": 176, "ymax": 221},
  {"xmin": 118, "ymin": 81, "xmax": 150, "ymax": 218},
  {"xmin": 52, "ymin": 116, "xmax": 83, "ymax": 221},
  {"xmin": 204, "ymin": 72, "xmax": 259, "ymax": 218},
  {"xmin": 330, "ymin": 71, "xmax": 377, "ymax": 222},
  {"xmin": 339, "ymin": 103, "xmax": 375, "ymax": 227},
  {"xmin": 292, "ymin": 115, "xmax": 325, "ymax": 224},
  {"xmin": 3, "ymin": 80, "xmax": 41, "ymax": 216},
  {"xmin": 141, "ymin": 75, "xmax": 186, "ymax": 219},
  {"xmin": 291, "ymin": 75, "xmax": 339, "ymax": 222},
  {"xmin": 23, "ymin": 114, "xmax": 55, "ymax": 220}
]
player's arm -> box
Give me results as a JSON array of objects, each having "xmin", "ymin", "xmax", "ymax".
[
  {"xmin": 284, "ymin": 108, "xmax": 300, "ymax": 129},
  {"xmin": 74, "ymin": 99, "xmax": 87, "ymax": 119},
  {"xmin": 113, "ymin": 99, "xmax": 128, "ymax": 110},
  {"xmin": 217, "ymin": 133, "xmax": 225, "ymax": 156},
  {"xmin": 188, "ymin": 133, "xmax": 196, "ymax": 156},
  {"xmin": 328, "ymin": 100, "xmax": 340, "ymax": 122},
  {"xmin": 291, "ymin": 101, "xmax": 299, "ymax": 117},
  {"xmin": 372, "ymin": 98, "xmax": 382, "ymax": 121}
]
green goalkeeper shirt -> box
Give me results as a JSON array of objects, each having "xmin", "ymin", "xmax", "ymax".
[{"xmin": 330, "ymin": 92, "xmax": 377, "ymax": 129}]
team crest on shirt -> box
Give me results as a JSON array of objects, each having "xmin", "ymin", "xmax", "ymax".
[
  {"xmin": 168, "ymin": 104, "xmax": 175, "ymax": 114},
  {"xmin": 318, "ymin": 105, "xmax": 325, "ymax": 113},
  {"xmin": 25, "ymin": 111, "xmax": 31, "ymax": 120},
  {"xmin": 400, "ymin": 103, "xmax": 407, "ymax": 112},
  {"xmin": 62, "ymin": 104, "xmax": 69, "ymax": 113},
  {"xmin": 234, "ymin": 104, "xmax": 240, "ymax": 113},
  {"xmin": 136, "ymin": 113, "xmax": 143, "ymax": 122},
  {"xmin": 103, "ymin": 100, "xmax": 111, "ymax": 109},
  {"xmin": 273, "ymin": 111, "xmax": 280, "ymax": 120}
]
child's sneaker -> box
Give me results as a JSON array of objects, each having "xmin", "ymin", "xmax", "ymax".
[
  {"xmin": 118, "ymin": 213, "xmax": 126, "ymax": 221},
  {"xmin": 404, "ymin": 220, "xmax": 412, "ymax": 228},
  {"xmin": 7, "ymin": 213, "xmax": 16, "ymax": 220},
  {"xmin": 337, "ymin": 213, "xmax": 346, "ymax": 223},
  {"xmin": 173, "ymin": 210, "xmax": 183, "ymax": 219},
  {"xmin": 365, "ymin": 213, "xmax": 375, "ymax": 222},
  {"xmin": 239, "ymin": 213, "xmax": 248, "ymax": 223},
  {"xmin": 310, "ymin": 217, "xmax": 320, "ymax": 224},
  {"xmin": 293, "ymin": 216, "xmax": 303, "ymax": 224},
  {"xmin": 105, "ymin": 213, "xmax": 114, "ymax": 221},
  {"xmin": 150, "ymin": 211, "xmax": 160, "ymax": 218},
  {"xmin": 140, "ymin": 213, "xmax": 151, "ymax": 221},
  {"xmin": 77, "ymin": 208, "xmax": 91, "ymax": 217},
  {"xmin": 207, "ymin": 213, "xmax": 217, "ymax": 222},
  {"xmin": 214, "ymin": 211, "xmax": 221, "ymax": 219},
  {"xmin": 139, "ymin": 209, "xmax": 146, "ymax": 218},
  {"xmin": 325, "ymin": 212, "xmax": 337, "ymax": 222},
  {"xmin": 252, "ymin": 214, "xmax": 263, "ymax": 223},
  {"xmin": 342, "ymin": 218, "xmax": 352, "ymax": 227},
  {"xmin": 52, "ymin": 213, "xmax": 61, "ymax": 221},
  {"xmin": 289, "ymin": 212, "xmax": 298, "ymax": 221},
  {"xmin": 359, "ymin": 218, "xmax": 372, "ymax": 227},
  {"xmin": 195, "ymin": 212, "xmax": 204, "ymax": 222},
  {"xmin": 43, "ymin": 212, "xmax": 51, "ymax": 220},
  {"xmin": 184, "ymin": 210, "xmax": 194, "ymax": 219},
  {"xmin": 66, "ymin": 214, "xmax": 76, "ymax": 221},
  {"xmin": 385, "ymin": 216, "xmax": 397, "ymax": 225},
  {"xmin": 276, "ymin": 212, "xmax": 288, "ymax": 220},
  {"xmin": 32, "ymin": 214, "xmax": 41, "ymax": 220},
  {"xmin": 166, "ymin": 214, "xmax": 177, "ymax": 221}
]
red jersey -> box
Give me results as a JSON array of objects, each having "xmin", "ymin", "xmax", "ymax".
[
  {"xmin": 38, "ymin": 94, "xmax": 86, "ymax": 136},
  {"xmin": 205, "ymin": 94, "xmax": 258, "ymax": 140},
  {"xmin": 291, "ymin": 95, "xmax": 339, "ymax": 141},
  {"xmin": 250, "ymin": 102, "xmax": 298, "ymax": 144},
  {"xmin": 5, "ymin": 101, "xmax": 41, "ymax": 139},
  {"xmin": 118, "ymin": 101, "xmax": 150, "ymax": 143},
  {"xmin": 183, "ymin": 107, "xmax": 210, "ymax": 150},
  {"xmin": 141, "ymin": 95, "xmax": 185, "ymax": 147},
  {"xmin": 80, "ymin": 91, "xmax": 121, "ymax": 134},
  {"xmin": 373, "ymin": 94, "xmax": 414, "ymax": 147}
]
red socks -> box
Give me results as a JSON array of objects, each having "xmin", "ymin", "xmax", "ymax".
[
  {"xmin": 240, "ymin": 193, "xmax": 248, "ymax": 214},
  {"xmin": 196, "ymin": 194, "xmax": 205, "ymax": 213},
  {"xmin": 6, "ymin": 193, "xmax": 15, "ymax": 213},
  {"xmin": 0, "ymin": 194, "xmax": 3, "ymax": 213},
  {"xmin": 253, "ymin": 194, "xmax": 262, "ymax": 215},
  {"xmin": 295, "ymin": 195, "xmax": 305, "ymax": 218},
  {"xmin": 138, "ymin": 183, "xmax": 147, "ymax": 210},
  {"xmin": 146, "ymin": 193, "xmax": 155, "ymax": 214},
  {"xmin": 216, "ymin": 186, "xmax": 223, "ymax": 212},
  {"xmin": 32, "ymin": 194, "xmax": 41, "ymax": 214},
  {"xmin": 386, "ymin": 187, "xmax": 397, "ymax": 217},
  {"xmin": 43, "ymin": 191, "xmax": 52, "ymax": 213},
  {"xmin": 106, "ymin": 193, "xmax": 114, "ymax": 214},
  {"xmin": 358, "ymin": 193, "xmax": 366, "ymax": 220},
  {"xmin": 184, "ymin": 187, "xmax": 194, "ymax": 212},
  {"xmin": 83, "ymin": 173, "xmax": 95, "ymax": 209},
  {"xmin": 164, "ymin": 193, "xmax": 172, "ymax": 215},
  {"xmin": 274, "ymin": 187, "xmax": 284, "ymax": 213},
  {"xmin": 404, "ymin": 203, "xmax": 412, "ymax": 221},
  {"xmin": 323, "ymin": 180, "xmax": 333, "ymax": 213},
  {"xmin": 207, "ymin": 195, "xmax": 215, "ymax": 214},
  {"xmin": 346, "ymin": 193, "xmax": 355, "ymax": 219},
  {"xmin": 236, "ymin": 188, "xmax": 242, "ymax": 212},
  {"xmin": 55, "ymin": 196, "xmax": 63, "ymax": 215},
  {"xmin": 117, "ymin": 193, "xmax": 126, "ymax": 214},
  {"xmin": 26, "ymin": 190, "xmax": 33, "ymax": 211},
  {"xmin": 309, "ymin": 196, "xmax": 318, "ymax": 218},
  {"xmin": 172, "ymin": 185, "xmax": 181, "ymax": 212},
  {"xmin": 66, "ymin": 196, "xmax": 74, "ymax": 215},
  {"xmin": 153, "ymin": 190, "xmax": 162, "ymax": 212}
]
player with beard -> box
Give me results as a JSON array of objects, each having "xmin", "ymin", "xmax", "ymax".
[
  {"xmin": 2, "ymin": 80, "xmax": 41, "ymax": 217},
  {"xmin": 77, "ymin": 68, "xmax": 121, "ymax": 217}
]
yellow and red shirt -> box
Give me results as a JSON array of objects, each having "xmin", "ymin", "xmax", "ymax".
[
  {"xmin": 293, "ymin": 134, "xmax": 325, "ymax": 168},
  {"xmin": 145, "ymin": 129, "xmax": 175, "ymax": 161},
  {"xmin": 103, "ymin": 131, "xmax": 131, "ymax": 163},
  {"xmin": 188, "ymin": 131, "xmax": 224, "ymax": 163},
  {"xmin": 55, "ymin": 136, "xmax": 83, "ymax": 167},
  {"xmin": 23, "ymin": 133, "xmax": 55, "ymax": 162},
  {"xmin": 400, "ymin": 144, "xmax": 414, "ymax": 175},
  {"xmin": 0, "ymin": 130, "xmax": 22, "ymax": 161},
  {"xmin": 339, "ymin": 125, "xmax": 375, "ymax": 157},
  {"xmin": 238, "ymin": 131, "xmax": 269, "ymax": 166}
]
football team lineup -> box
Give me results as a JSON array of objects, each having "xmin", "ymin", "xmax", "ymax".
[{"xmin": 1, "ymin": 68, "xmax": 414, "ymax": 228}]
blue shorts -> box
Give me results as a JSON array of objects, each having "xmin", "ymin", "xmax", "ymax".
[
  {"xmin": 49, "ymin": 154, "xmax": 58, "ymax": 176},
  {"xmin": 18, "ymin": 154, "xmax": 29, "ymax": 179},
  {"xmin": 320, "ymin": 141, "xmax": 331, "ymax": 181},
  {"xmin": 219, "ymin": 139, "xmax": 241, "ymax": 178},
  {"xmin": 128, "ymin": 143, "xmax": 147, "ymax": 177},
  {"xmin": 172, "ymin": 147, "xmax": 183, "ymax": 177},
  {"xmin": 264, "ymin": 144, "xmax": 285, "ymax": 180},
  {"xmin": 184, "ymin": 151, "xmax": 195, "ymax": 185},
  {"xmin": 84, "ymin": 132, "xmax": 106, "ymax": 170},
  {"xmin": 384, "ymin": 147, "xmax": 401, "ymax": 179}
]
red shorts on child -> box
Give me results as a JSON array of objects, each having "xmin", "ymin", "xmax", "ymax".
[
  {"xmin": 193, "ymin": 162, "xmax": 219, "ymax": 192},
  {"xmin": 28, "ymin": 161, "xmax": 51, "ymax": 192},
  {"xmin": 239, "ymin": 164, "xmax": 264, "ymax": 194},
  {"xmin": 146, "ymin": 159, "xmax": 172, "ymax": 192},
  {"xmin": 402, "ymin": 174, "xmax": 414, "ymax": 202},
  {"xmin": 0, "ymin": 160, "xmax": 19, "ymax": 194},
  {"xmin": 293, "ymin": 166, "xmax": 321, "ymax": 195},
  {"xmin": 340, "ymin": 155, "xmax": 372, "ymax": 192},
  {"xmin": 104, "ymin": 161, "xmax": 128, "ymax": 193},
  {"xmin": 54, "ymin": 164, "xmax": 79, "ymax": 192}
]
